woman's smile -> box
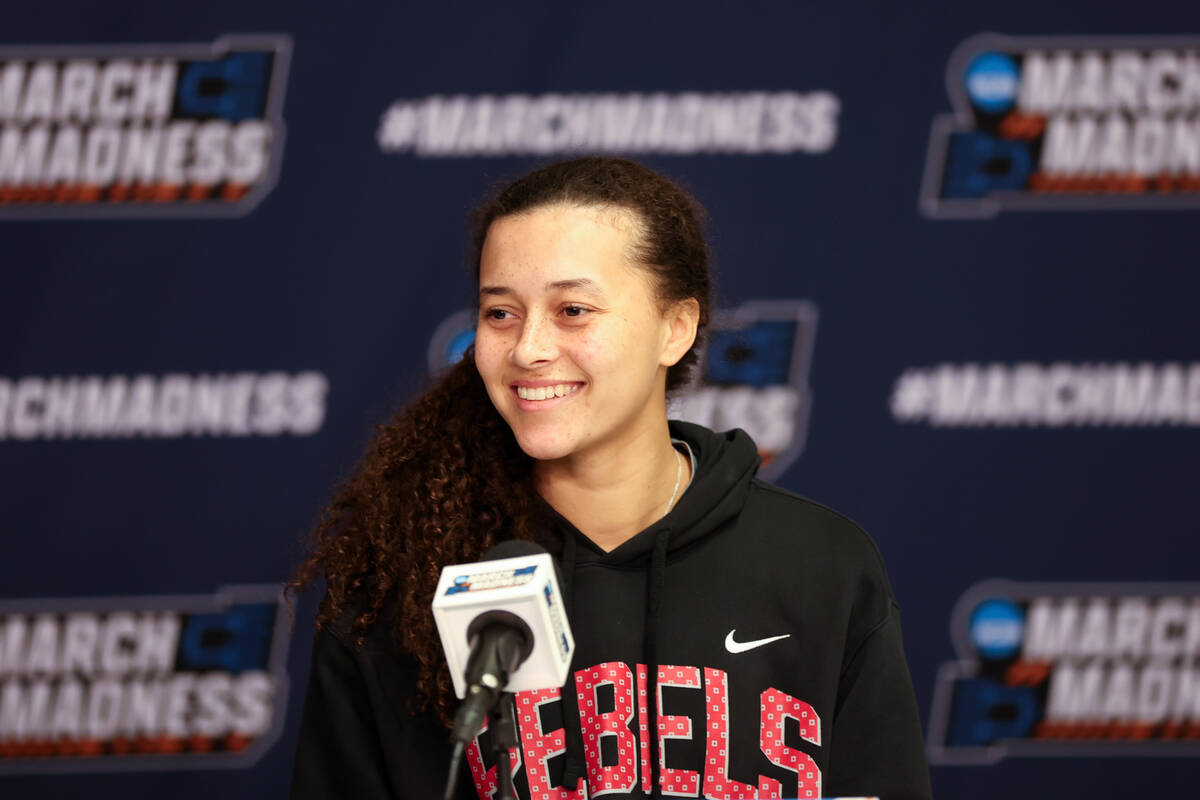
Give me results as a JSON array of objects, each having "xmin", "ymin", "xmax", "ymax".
[{"xmin": 512, "ymin": 381, "xmax": 585, "ymax": 409}]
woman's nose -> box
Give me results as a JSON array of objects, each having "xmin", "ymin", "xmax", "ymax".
[{"xmin": 510, "ymin": 313, "xmax": 557, "ymax": 367}]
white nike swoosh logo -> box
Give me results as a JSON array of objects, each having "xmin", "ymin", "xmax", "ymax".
[{"xmin": 724, "ymin": 629, "xmax": 791, "ymax": 654}]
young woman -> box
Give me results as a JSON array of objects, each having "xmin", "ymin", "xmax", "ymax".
[{"xmin": 290, "ymin": 158, "xmax": 932, "ymax": 800}]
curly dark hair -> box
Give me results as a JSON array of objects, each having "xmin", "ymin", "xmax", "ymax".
[{"xmin": 290, "ymin": 157, "xmax": 712, "ymax": 726}]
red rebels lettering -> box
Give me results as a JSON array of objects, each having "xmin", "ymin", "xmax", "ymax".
[
  {"xmin": 759, "ymin": 688, "xmax": 822, "ymax": 800},
  {"xmin": 636, "ymin": 665, "xmax": 652, "ymax": 794},
  {"xmin": 469, "ymin": 665, "xmax": 823, "ymax": 800},
  {"xmin": 703, "ymin": 667, "xmax": 769, "ymax": 799},
  {"xmin": 575, "ymin": 662, "xmax": 637, "ymax": 797},
  {"xmin": 657, "ymin": 665, "xmax": 702, "ymax": 796},
  {"xmin": 513, "ymin": 688, "xmax": 587, "ymax": 800},
  {"xmin": 465, "ymin": 713, "xmax": 523, "ymax": 800}
]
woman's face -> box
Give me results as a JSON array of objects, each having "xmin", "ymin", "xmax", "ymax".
[{"xmin": 474, "ymin": 204, "xmax": 684, "ymax": 463}]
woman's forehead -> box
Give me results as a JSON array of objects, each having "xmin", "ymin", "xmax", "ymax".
[
  {"xmin": 487, "ymin": 203, "xmax": 639, "ymax": 244},
  {"xmin": 479, "ymin": 205, "xmax": 647, "ymax": 287}
]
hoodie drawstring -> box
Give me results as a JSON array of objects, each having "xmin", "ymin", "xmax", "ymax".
[
  {"xmin": 559, "ymin": 532, "xmax": 588, "ymax": 791},
  {"xmin": 559, "ymin": 526, "xmax": 672, "ymax": 797},
  {"xmin": 644, "ymin": 526, "xmax": 670, "ymax": 798}
]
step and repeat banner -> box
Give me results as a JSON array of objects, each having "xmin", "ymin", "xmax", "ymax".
[{"xmin": 2, "ymin": 2, "xmax": 1199, "ymax": 798}]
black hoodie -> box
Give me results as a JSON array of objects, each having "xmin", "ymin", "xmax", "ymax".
[{"xmin": 291, "ymin": 422, "xmax": 932, "ymax": 799}]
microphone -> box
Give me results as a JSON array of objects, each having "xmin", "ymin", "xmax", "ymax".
[{"xmin": 432, "ymin": 540, "xmax": 575, "ymax": 745}]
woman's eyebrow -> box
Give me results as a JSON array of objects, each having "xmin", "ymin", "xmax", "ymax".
[
  {"xmin": 546, "ymin": 278, "xmax": 604, "ymax": 295},
  {"xmin": 479, "ymin": 278, "xmax": 605, "ymax": 297}
]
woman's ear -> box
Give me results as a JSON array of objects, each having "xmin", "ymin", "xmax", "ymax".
[{"xmin": 661, "ymin": 298, "xmax": 701, "ymax": 367}]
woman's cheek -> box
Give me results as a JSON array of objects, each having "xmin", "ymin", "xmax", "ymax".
[
  {"xmin": 571, "ymin": 335, "xmax": 605, "ymax": 368},
  {"xmin": 473, "ymin": 334, "xmax": 505, "ymax": 373}
]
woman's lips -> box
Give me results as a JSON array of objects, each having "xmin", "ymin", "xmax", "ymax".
[
  {"xmin": 514, "ymin": 382, "xmax": 583, "ymax": 401},
  {"xmin": 511, "ymin": 382, "xmax": 584, "ymax": 410}
]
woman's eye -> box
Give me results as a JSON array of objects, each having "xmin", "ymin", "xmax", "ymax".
[
  {"xmin": 562, "ymin": 305, "xmax": 589, "ymax": 318},
  {"xmin": 484, "ymin": 308, "xmax": 511, "ymax": 321}
]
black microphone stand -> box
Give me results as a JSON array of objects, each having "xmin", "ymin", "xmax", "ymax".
[
  {"xmin": 443, "ymin": 690, "xmax": 519, "ymax": 800},
  {"xmin": 490, "ymin": 692, "xmax": 519, "ymax": 800}
]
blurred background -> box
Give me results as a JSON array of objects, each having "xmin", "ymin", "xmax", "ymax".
[{"xmin": 3, "ymin": 2, "xmax": 1199, "ymax": 797}]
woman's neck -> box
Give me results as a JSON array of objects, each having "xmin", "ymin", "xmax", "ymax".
[{"xmin": 534, "ymin": 420, "xmax": 691, "ymax": 553}]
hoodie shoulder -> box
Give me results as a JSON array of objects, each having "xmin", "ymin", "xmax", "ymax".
[
  {"xmin": 315, "ymin": 580, "xmax": 407, "ymax": 663},
  {"xmin": 739, "ymin": 479, "xmax": 901, "ymax": 654},
  {"xmin": 746, "ymin": 479, "xmax": 892, "ymax": 576}
]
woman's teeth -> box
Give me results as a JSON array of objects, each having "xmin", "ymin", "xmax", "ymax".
[{"xmin": 516, "ymin": 384, "xmax": 581, "ymax": 401}]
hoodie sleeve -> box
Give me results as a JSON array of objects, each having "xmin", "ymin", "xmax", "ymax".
[
  {"xmin": 826, "ymin": 603, "xmax": 933, "ymax": 800},
  {"xmin": 290, "ymin": 627, "xmax": 396, "ymax": 799}
]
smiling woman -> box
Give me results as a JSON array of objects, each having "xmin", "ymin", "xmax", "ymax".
[
  {"xmin": 474, "ymin": 204, "xmax": 702, "ymax": 545},
  {"xmin": 288, "ymin": 158, "xmax": 932, "ymax": 800}
]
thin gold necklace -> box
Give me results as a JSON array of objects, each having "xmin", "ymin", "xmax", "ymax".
[{"xmin": 664, "ymin": 448, "xmax": 683, "ymax": 516}]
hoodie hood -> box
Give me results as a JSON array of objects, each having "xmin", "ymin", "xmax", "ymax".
[
  {"xmin": 563, "ymin": 420, "xmax": 761, "ymax": 565},
  {"xmin": 550, "ymin": 421, "xmax": 760, "ymax": 794}
]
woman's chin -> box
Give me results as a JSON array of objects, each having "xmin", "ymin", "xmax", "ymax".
[{"xmin": 511, "ymin": 429, "xmax": 580, "ymax": 463}]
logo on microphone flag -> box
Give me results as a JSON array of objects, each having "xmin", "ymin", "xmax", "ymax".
[{"xmin": 432, "ymin": 553, "xmax": 573, "ymax": 700}]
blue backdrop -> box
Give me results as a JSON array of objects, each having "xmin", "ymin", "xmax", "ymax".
[{"xmin": 3, "ymin": 2, "xmax": 1200, "ymax": 797}]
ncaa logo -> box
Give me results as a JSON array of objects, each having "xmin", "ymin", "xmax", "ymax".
[
  {"xmin": 963, "ymin": 52, "xmax": 1019, "ymax": 113},
  {"xmin": 427, "ymin": 309, "xmax": 477, "ymax": 374},
  {"xmin": 967, "ymin": 597, "xmax": 1024, "ymax": 659},
  {"xmin": 427, "ymin": 300, "xmax": 818, "ymax": 480}
]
